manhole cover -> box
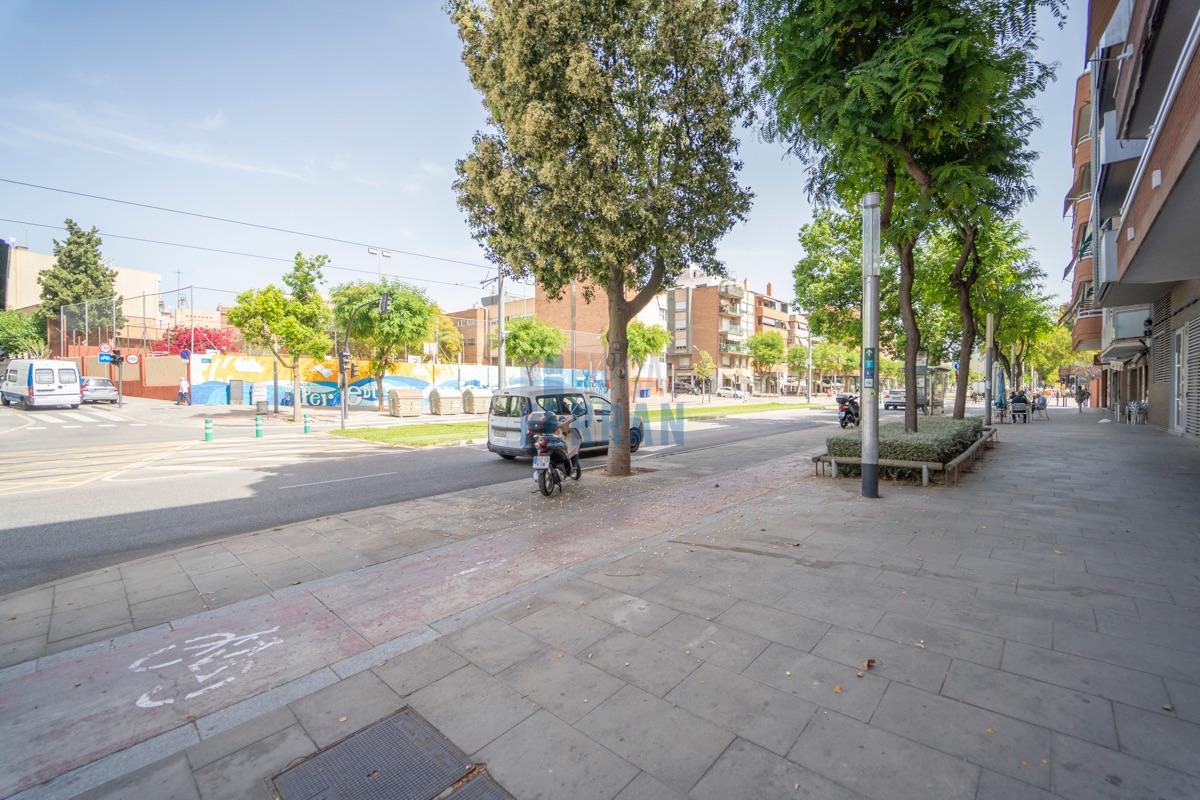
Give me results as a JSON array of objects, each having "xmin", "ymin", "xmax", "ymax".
[{"xmin": 274, "ymin": 708, "xmax": 475, "ymax": 800}]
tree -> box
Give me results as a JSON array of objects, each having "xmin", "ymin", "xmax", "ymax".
[
  {"xmin": 786, "ymin": 344, "xmax": 808, "ymax": 380},
  {"xmin": 227, "ymin": 252, "xmax": 331, "ymax": 421},
  {"xmin": 0, "ymin": 310, "xmax": 46, "ymax": 358},
  {"xmin": 434, "ymin": 313, "xmax": 464, "ymax": 363},
  {"xmin": 37, "ymin": 218, "xmax": 123, "ymax": 339},
  {"xmin": 603, "ymin": 321, "xmax": 672, "ymax": 394},
  {"xmin": 751, "ymin": 0, "xmax": 1060, "ymax": 431},
  {"xmin": 451, "ymin": 0, "xmax": 753, "ymax": 476},
  {"xmin": 1026, "ymin": 324, "xmax": 1077, "ymax": 387},
  {"xmin": 694, "ymin": 350, "xmax": 716, "ymax": 402},
  {"xmin": 501, "ymin": 317, "xmax": 567, "ymax": 384},
  {"xmin": 747, "ymin": 330, "xmax": 786, "ymax": 393},
  {"xmin": 156, "ymin": 325, "xmax": 240, "ymax": 355},
  {"xmin": 332, "ymin": 281, "xmax": 437, "ymax": 411}
]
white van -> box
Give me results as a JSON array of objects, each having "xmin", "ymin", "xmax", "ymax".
[{"xmin": 1, "ymin": 359, "xmax": 82, "ymax": 409}]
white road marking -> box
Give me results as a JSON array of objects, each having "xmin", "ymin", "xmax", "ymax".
[
  {"xmin": 25, "ymin": 426, "xmax": 46, "ymax": 430},
  {"xmin": 34, "ymin": 413, "xmax": 64, "ymax": 423},
  {"xmin": 62, "ymin": 425, "xmax": 82, "ymax": 429},
  {"xmin": 61, "ymin": 412, "xmax": 91, "ymax": 422},
  {"xmin": 98, "ymin": 424, "xmax": 117, "ymax": 428},
  {"xmin": 130, "ymin": 423, "xmax": 147, "ymax": 427},
  {"xmin": 280, "ymin": 471, "xmax": 398, "ymax": 490}
]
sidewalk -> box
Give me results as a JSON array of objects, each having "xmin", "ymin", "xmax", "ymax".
[{"xmin": 3, "ymin": 409, "xmax": 1200, "ymax": 799}]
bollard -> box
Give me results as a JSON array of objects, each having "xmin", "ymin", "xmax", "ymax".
[
  {"xmin": 204, "ymin": 417, "xmax": 214, "ymax": 442},
  {"xmin": 303, "ymin": 413, "xmax": 312, "ymax": 434},
  {"xmin": 255, "ymin": 415, "xmax": 264, "ymax": 438}
]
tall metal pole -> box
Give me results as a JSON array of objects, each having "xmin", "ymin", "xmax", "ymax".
[
  {"xmin": 984, "ymin": 313, "xmax": 994, "ymax": 427},
  {"xmin": 571, "ymin": 278, "xmax": 577, "ymax": 387},
  {"xmin": 59, "ymin": 307, "xmax": 65, "ymax": 357},
  {"xmin": 861, "ymin": 192, "xmax": 881, "ymax": 499},
  {"xmin": 805, "ymin": 315, "xmax": 813, "ymax": 403},
  {"xmin": 496, "ymin": 272, "xmax": 507, "ymax": 389}
]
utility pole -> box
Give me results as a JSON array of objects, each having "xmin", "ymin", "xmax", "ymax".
[
  {"xmin": 496, "ymin": 271, "xmax": 507, "ymax": 390},
  {"xmin": 805, "ymin": 314, "xmax": 813, "ymax": 403},
  {"xmin": 570, "ymin": 278, "xmax": 577, "ymax": 387},
  {"xmin": 985, "ymin": 313, "xmax": 994, "ymax": 427},
  {"xmin": 860, "ymin": 192, "xmax": 881, "ymax": 500}
]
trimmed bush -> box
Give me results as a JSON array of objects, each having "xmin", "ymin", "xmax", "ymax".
[{"xmin": 826, "ymin": 417, "xmax": 984, "ymax": 481}]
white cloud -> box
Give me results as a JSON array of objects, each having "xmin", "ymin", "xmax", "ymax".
[
  {"xmin": 198, "ymin": 111, "xmax": 226, "ymax": 131},
  {"xmin": 328, "ymin": 154, "xmax": 348, "ymax": 172},
  {"xmin": 419, "ymin": 158, "xmax": 448, "ymax": 177}
]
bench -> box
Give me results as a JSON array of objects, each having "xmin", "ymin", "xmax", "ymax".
[{"xmin": 811, "ymin": 426, "xmax": 998, "ymax": 488}]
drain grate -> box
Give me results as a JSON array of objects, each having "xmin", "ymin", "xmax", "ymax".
[{"xmin": 274, "ymin": 708, "xmax": 472, "ymax": 800}]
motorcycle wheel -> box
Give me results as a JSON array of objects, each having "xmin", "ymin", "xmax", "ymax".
[
  {"xmin": 571, "ymin": 456, "xmax": 581, "ymax": 480},
  {"xmin": 839, "ymin": 418, "xmax": 848, "ymax": 429},
  {"xmin": 537, "ymin": 470, "xmax": 553, "ymax": 496}
]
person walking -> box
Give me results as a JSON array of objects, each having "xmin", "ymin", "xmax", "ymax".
[
  {"xmin": 1075, "ymin": 383, "xmax": 1086, "ymax": 412},
  {"xmin": 177, "ymin": 376, "xmax": 191, "ymax": 406}
]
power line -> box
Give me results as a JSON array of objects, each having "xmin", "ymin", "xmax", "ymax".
[
  {"xmin": 0, "ymin": 176, "xmax": 495, "ymax": 273},
  {"xmin": 0, "ymin": 217, "xmax": 492, "ymax": 291}
]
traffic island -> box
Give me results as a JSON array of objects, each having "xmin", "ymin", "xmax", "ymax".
[{"xmin": 813, "ymin": 417, "xmax": 997, "ymax": 486}]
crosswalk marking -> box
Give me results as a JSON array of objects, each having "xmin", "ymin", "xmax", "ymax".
[
  {"xmin": 34, "ymin": 413, "xmax": 64, "ymax": 423},
  {"xmin": 60, "ymin": 412, "xmax": 91, "ymax": 422}
]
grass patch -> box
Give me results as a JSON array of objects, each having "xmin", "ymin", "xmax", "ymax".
[
  {"xmin": 334, "ymin": 401, "xmax": 824, "ymax": 447},
  {"xmin": 826, "ymin": 416, "xmax": 984, "ymax": 481}
]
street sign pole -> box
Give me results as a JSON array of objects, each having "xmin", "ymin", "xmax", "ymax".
[
  {"xmin": 985, "ymin": 313, "xmax": 994, "ymax": 427},
  {"xmin": 118, "ymin": 357, "xmax": 123, "ymax": 408},
  {"xmin": 861, "ymin": 192, "xmax": 881, "ymax": 500}
]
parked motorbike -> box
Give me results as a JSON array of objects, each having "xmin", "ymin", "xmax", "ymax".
[
  {"xmin": 836, "ymin": 394, "xmax": 861, "ymax": 428},
  {"xmin": 529, "ymin": 410, "xmax": 583, "ymax": 496}
]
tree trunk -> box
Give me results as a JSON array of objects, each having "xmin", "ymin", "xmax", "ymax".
[
  {"xmin": 950, "ymin": 233, "xmax": 979, "ymax": 420},
  {"xmin": 897, "ymin": 240, "xmax": 920, "ymax": 432},
  {"xmin": 376, "ymin": 373, "xmax": 385, "ymax": 412},
  {"xmin": 291, "ymin": 360, "xmax": 300, "ymax": 422},
  {"xmin": 606, "ymin": 280, "xmax": 632, "ymax": 476}
]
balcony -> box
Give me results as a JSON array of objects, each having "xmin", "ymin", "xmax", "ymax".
[
  {"xmin": 720, "ymin": 324, "xmax": 746, "ymax": 339},
  {"xmin": 718, "ymin": 282, "xmax": 745, "ymax": 300},
  {"xmin": 1072, "ymin": 308, "xmax": 1103, "ymax": 351},
  {"xmin": 1072, "ymin": 255, "xmax": 1094, "ymax": 298},
  {"xmin": 719, "ymin": 302, "xmax": 741, "ymax": 317},
  {"xmin": 720, "ymin": 342, "xmax": 748, "ymax": 354},
  {"xmin": 1097, "ymin": 110, "xmax": 1147, "ymax": 219},
  {"xmin": 1101, "ymin": 305, "xmax": 1151, "ymax": 361}
]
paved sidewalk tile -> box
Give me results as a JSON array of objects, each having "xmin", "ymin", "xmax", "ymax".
[
  {"xmin": 407, "ymin": 664, "xmax": 537, "ymax": 754},
  {"xmin": 76, "ymin": 753, "xmax": 199, "ymax": 800},
  {"xmin": 478, "ymin": 710, "xmax": 638, "ymax": 800},
  {"xmin": 715, "ymin": 600, "xmax": 830, "ymax": 652},
  {"xmin": 1111, "ymin": 701, "xmax": 1200, "ymax": 777},
  {"xmin": 665, "ymin": 662, "xmax": 815, "ymax": 755},
  {"xmin": 289, "ymin": 670, "xmax": 402, "ymax": 748},
  {"xmin": 690, "ymin": 739, "xmax": 866, "ymax": 800},
  {"xmin": 513, "ymin": 603, "xmax": 616, "ymax": 654},
  {"xmin": 648, "ymin": 613, "xmax": 769, "ymax": 672},
  {"xmin": 613, "ymin": 772, "xmax": 686, "ymax": 800},
  {"xmin": 443, "ymin": 617, "xmax": 544, "ymax": 675},
  {"xmin": 371, "ymin": 641, "xmax": 467, "ymax": 697},
  {"xmin": 788, "ymin": 710, "xmax": 979, "ymax": 800},
  {"xmin": 1051, "ymin": 733, "xmax": 1200, "ymax": 800},
  {"xmin": 586, "ymin": 630, "xmax": 701, "ymax": 697},
  {"xmin": 742, "ymin": 643, "xmax": 888, "ymax": 722},
  {"xmin": 498, "ymin": 648, "xmax": 623, "ymax": 724},
  {"xmin": 640, "ymin": 580, "xmax": 737, "ymax": 620},
  {"xmin": 578, "ymin": 593, "xmax": 679, "ymax": 636},
  {"xmin": 871, "ymin": 612, "xmax": 1004, "ymax": 667},
  {"xmin": 576, "ymin": 684, "xmax": 733, "ymax": 794},
  {"xmin": 810, "ymin": 626, "xmax": 950, "ymax": 694},
  {"xmin": 1000, "ymin": 641, "xmax": 1170, "ymax": 712},
  {"xmin": 192, "ymin": 724, "xmax": 316, "ymax": 800}
]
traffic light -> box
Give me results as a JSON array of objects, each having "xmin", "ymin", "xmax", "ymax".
[
  {"xmin": 337, "ymin": 351, "xmax": 349, "ymax": 375},
  {"xmin": 379, "ymin": 293, "xmax": 390, "ymax": 316},
  {"xmin": 350, "ymin": 363, "xmax": 360, "ymax": 380},
  {"xmin": 113, "ymin": 348, "xmax": 123, "ymax": 364}
]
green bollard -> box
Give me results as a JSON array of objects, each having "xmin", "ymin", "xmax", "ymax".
[
  {"xmin": 204, "ymin": 417, "xmax": 214, "ymax": 442},
  {"xmin": 255, "ymin": 415, "xmax": 264, "ymax": 438},
  {"xmin": 303, "ymin": 413, "xmax": 312, "ymax": 434}
]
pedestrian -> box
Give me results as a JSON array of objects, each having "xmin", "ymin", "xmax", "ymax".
[
  {"xmin": 1074, "ymin": 383, "xmax": 1085, "ymax": 412},
  {"xmin": 177, "ymin": 376, "xmax": 191, "ymax": 406}
]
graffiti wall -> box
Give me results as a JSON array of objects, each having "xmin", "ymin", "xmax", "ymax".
[{"xmin": 187, "ymin": 352, "xmax": 664, "ymax": 407}]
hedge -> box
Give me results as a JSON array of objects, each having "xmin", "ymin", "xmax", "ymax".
[{"xmin": 826, "ymin": 417, "xmax": 984, "ymax": 481}]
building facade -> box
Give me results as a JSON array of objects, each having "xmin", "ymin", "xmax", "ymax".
[
  {"xmin": 665, "ymin": 270, "xmax": 755, "ymax": 393},
  {"xmin": 1065, "ymin": 0, "xmax": 1200, "ymax": 435}
]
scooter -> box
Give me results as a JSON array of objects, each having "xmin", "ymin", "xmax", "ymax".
[
  {"xmin": 837, "ymin": 394, "xmax": 860, "ymax": 428},
  {"xmin": 529, "ymin": 410, "xmax": 583, "ymax": 496}
]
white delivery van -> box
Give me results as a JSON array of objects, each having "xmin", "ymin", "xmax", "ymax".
[{"xmin": 0, "ymin": 359, "xmax": 82, "ymax": 409}]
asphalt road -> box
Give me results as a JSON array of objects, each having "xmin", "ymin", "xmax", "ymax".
[{"xmin": 0, "ymin": 411, "xmax": 841, "ymax": 594}]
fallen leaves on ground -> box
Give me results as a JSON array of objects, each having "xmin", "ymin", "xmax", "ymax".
[{"xmin": 832, "ymin": 683, "xmax": 844, "ymax": 694}]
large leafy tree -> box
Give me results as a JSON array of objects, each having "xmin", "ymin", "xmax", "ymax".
[
  {"xmin": 501, "ymin": 317, "xmax": 567, "ymax": 384},
  {"xmin": 747, "ymin": 330, "xmax": 786, "ymax": 393},
  {"xmin": 38, "ymin": 218, "xmax": 123, "ymax": 339},
  {"xmin": 0, "ymin": 310, "xmax": 46, "ymax": 358},
  {"xmin": 451, "ymin": 0, "xmax": 753, "ymax": 475},
  {"xmin": 227, "ymin": 252, "xmax": 331, "ymax": 421},
  {"xmin": 332, "ymin": 281, "xmax": 437, "ymax": 411},
  {"xmin": 434, "ymin": 313, "xmax": 464, "ymax": 363},
  {"xmin": 750, "ymin": 0, "xmax": 1060, "ymax": 431}
]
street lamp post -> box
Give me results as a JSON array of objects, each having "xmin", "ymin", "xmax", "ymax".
[
  {"xmin": 861, "ymin": 192, "xmax": 882, "ymax": 500},
  {"xmin": 367, "ymin": 247, "xmax": 392, "ymax": 279}
]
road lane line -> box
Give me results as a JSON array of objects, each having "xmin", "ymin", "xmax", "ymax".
[
  {"xmin": 62, "ymin": 425, "xmax": 82, "ymax": 428},
  {"xmin": 60, "ymin": 412, "xmax": 91, "ymax": 422},
  {"xmin": 32, "ymin": 413, "xmax": 64, "ymax": 423},
  {"xmin": 280, "ymin": 471, "xmax": 398, "ymax": 490}
]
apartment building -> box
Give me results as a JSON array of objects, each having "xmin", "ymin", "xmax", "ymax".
[
  {"xmin": 1064, "ymin": 0, "xmax": 1200, "ymax": 434},
  {"xmin": 753, "ymin": 282, "xmax": 791, "ymax": 392},
  {"xmin": 447, "ymin": 294, "xmax": 535, "ymax": 366},
  {"xmin": 665, "ymin": 270, "xmax": 755, "ymax": 393}
]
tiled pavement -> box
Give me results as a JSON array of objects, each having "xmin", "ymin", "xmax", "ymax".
[{"xmin": 5, "ymin": 408, "xmax": 1200, "ymax": 799}]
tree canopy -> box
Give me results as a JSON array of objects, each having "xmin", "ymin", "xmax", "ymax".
[
  {"xmin": 0, "ymin": 310, "xmax": 46, "ymax": 359},
  {"xmin": 501, "ymin": 316, "xmax": 567, "ymax": 383},
  {"xmin": 747, "ymin": 330, "xmax": 786, "ymax": 389},
  {"xmin": 450, "ymin": 0, "xmax": 753, "ymax": 474},
  {"xmin": 38, "ymin": 219, "xmax": 122, "ymax": 337}
]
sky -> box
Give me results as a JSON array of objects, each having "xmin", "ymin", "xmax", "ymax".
[{"xmin": 0, "ymin": 1, "xmax": 1086, "ymax": 314}]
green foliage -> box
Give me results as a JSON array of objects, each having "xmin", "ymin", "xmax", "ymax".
[
  {"xmin": 747, "ymin": 330, "xmax": 786, "ymax": 380},
  {"xmin": 694, "ymin": 349, "xmax": 716, "ymax": 388},
  {"xmin": 1026, "ymin": 324, "xmax": 1079, "ymax": 383},
  {"xmin": 0, "ymin": 310, "xmax": 46, "ymax": 357},
  {"xmin": 786, "ymin": 344, "xmax": 808, "ymax": 374},
  {"xmin": 435, "ymin": 314, "xmax": 464, "ymax": 363},
  {"xmin": 501, "ymin": 317, "xmax": 567, "ymax": 382},
  {"xmin": 227, "ymin": 253, "xmax": 332, "ymax": 418},
  {"xmin": 450, "ymin": 0, "xmax": 754, "ymax": 473},
  {"xmin": 37, "ymin": 219, "xmax": 123, "ymax": 331},
  {"xmin": 827, "ymin": 417, "xmax": 983, "ymax": 479}
]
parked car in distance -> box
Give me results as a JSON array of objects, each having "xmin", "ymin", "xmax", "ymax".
[
  {"xmin": 883, "ymin": 389, "xmax": 905, "ymax": 410},
  {"xmin": 1, "ymin": 359, "xmax": 82, "ymax": 409},
  {"xmin": 672, "ymin": 381, "xmax": 698, "ymax": 395},
  {"xmin": 81, "ymin": 376, "xmax": 119, "ymax": 403},
  {"xmin": 715, "ymin": 386, "xmax": 748, "ymax": 399},
  {"xmin": 487, "ymin": 386, "xmax": 646, "ymax": 459}
]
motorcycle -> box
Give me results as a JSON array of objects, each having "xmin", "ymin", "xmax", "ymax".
[
  {"xmin": 836, "ymin": 394, "xmax": 860, "ymax": 428},
  {"xmin": 529, "ymin": 410, "xmax": 583, "ymax": 496}
]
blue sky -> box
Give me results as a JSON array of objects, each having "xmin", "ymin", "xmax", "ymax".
[{"xmin": 0, "ymin": 1, "xmax": 1084, "ymax": 313}]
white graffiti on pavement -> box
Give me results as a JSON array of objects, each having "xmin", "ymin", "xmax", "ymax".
[{"xmin": 128, "ymin": 626, "xmax": 283, "ymax": 708}]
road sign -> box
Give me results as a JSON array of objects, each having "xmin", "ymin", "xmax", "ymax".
[
  {"xmin": 99, "ymin": 343, "xmax": 113, "ymax": 354},
  {"xmin": 180, "ymin": 348, "xmax": 191, "ymax": 361},
  {"xmin": 98, "ymin": 353, "xmax": 114, "ymax": 364},
  {"xmin": 126, "ymin": 353, "xmax": 141, "ymax": 365}
]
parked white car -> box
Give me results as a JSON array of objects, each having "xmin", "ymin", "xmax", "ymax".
[
  {"xmin": 715, "ymin": 386, "xmax": 748, "ymax": 399},
  {"xmin": 1, "ymin": 359, "xmax": 82, "ymax": 409},
  {"xmin": 487, "ymin": 386, "xmax": 645, "ymax": 459}
]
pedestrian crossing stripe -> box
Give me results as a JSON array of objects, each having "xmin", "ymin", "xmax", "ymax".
[{"xmin": 14, "ymin": 411, "xmax": 135, "ymax": 425}]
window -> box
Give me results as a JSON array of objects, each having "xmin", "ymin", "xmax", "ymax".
[
  {"xmin": 489, "ymin": 395, "xmax": 530, "ymax": 418},
  {"xmin": 4, "ymin": 369, "xmax": 15, "ymax": 382},
  {"xmin": 537, "ymin": 393, "xmax": 585, "ymax": 415},
  {"xmin": 590, "ymin": 396, "xmax": 612, "ymax": 416},
  {"xmin": 677, "ymin": 357, "xmax": 690, "ymax": 368},
  {"xmin": 58, "ymin": 369, "xmax": 78, "ymax": 384},
  {"xmin": 674, "ymin": 332, "xmax": 687, "ymax": 348},
  {"xmin": 86, "ymin": 378, "xmax": 114, "ymax": 388},
  {"xmin": 34, "ymin": 369, "xmax": 54, "ymax": 385}
]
